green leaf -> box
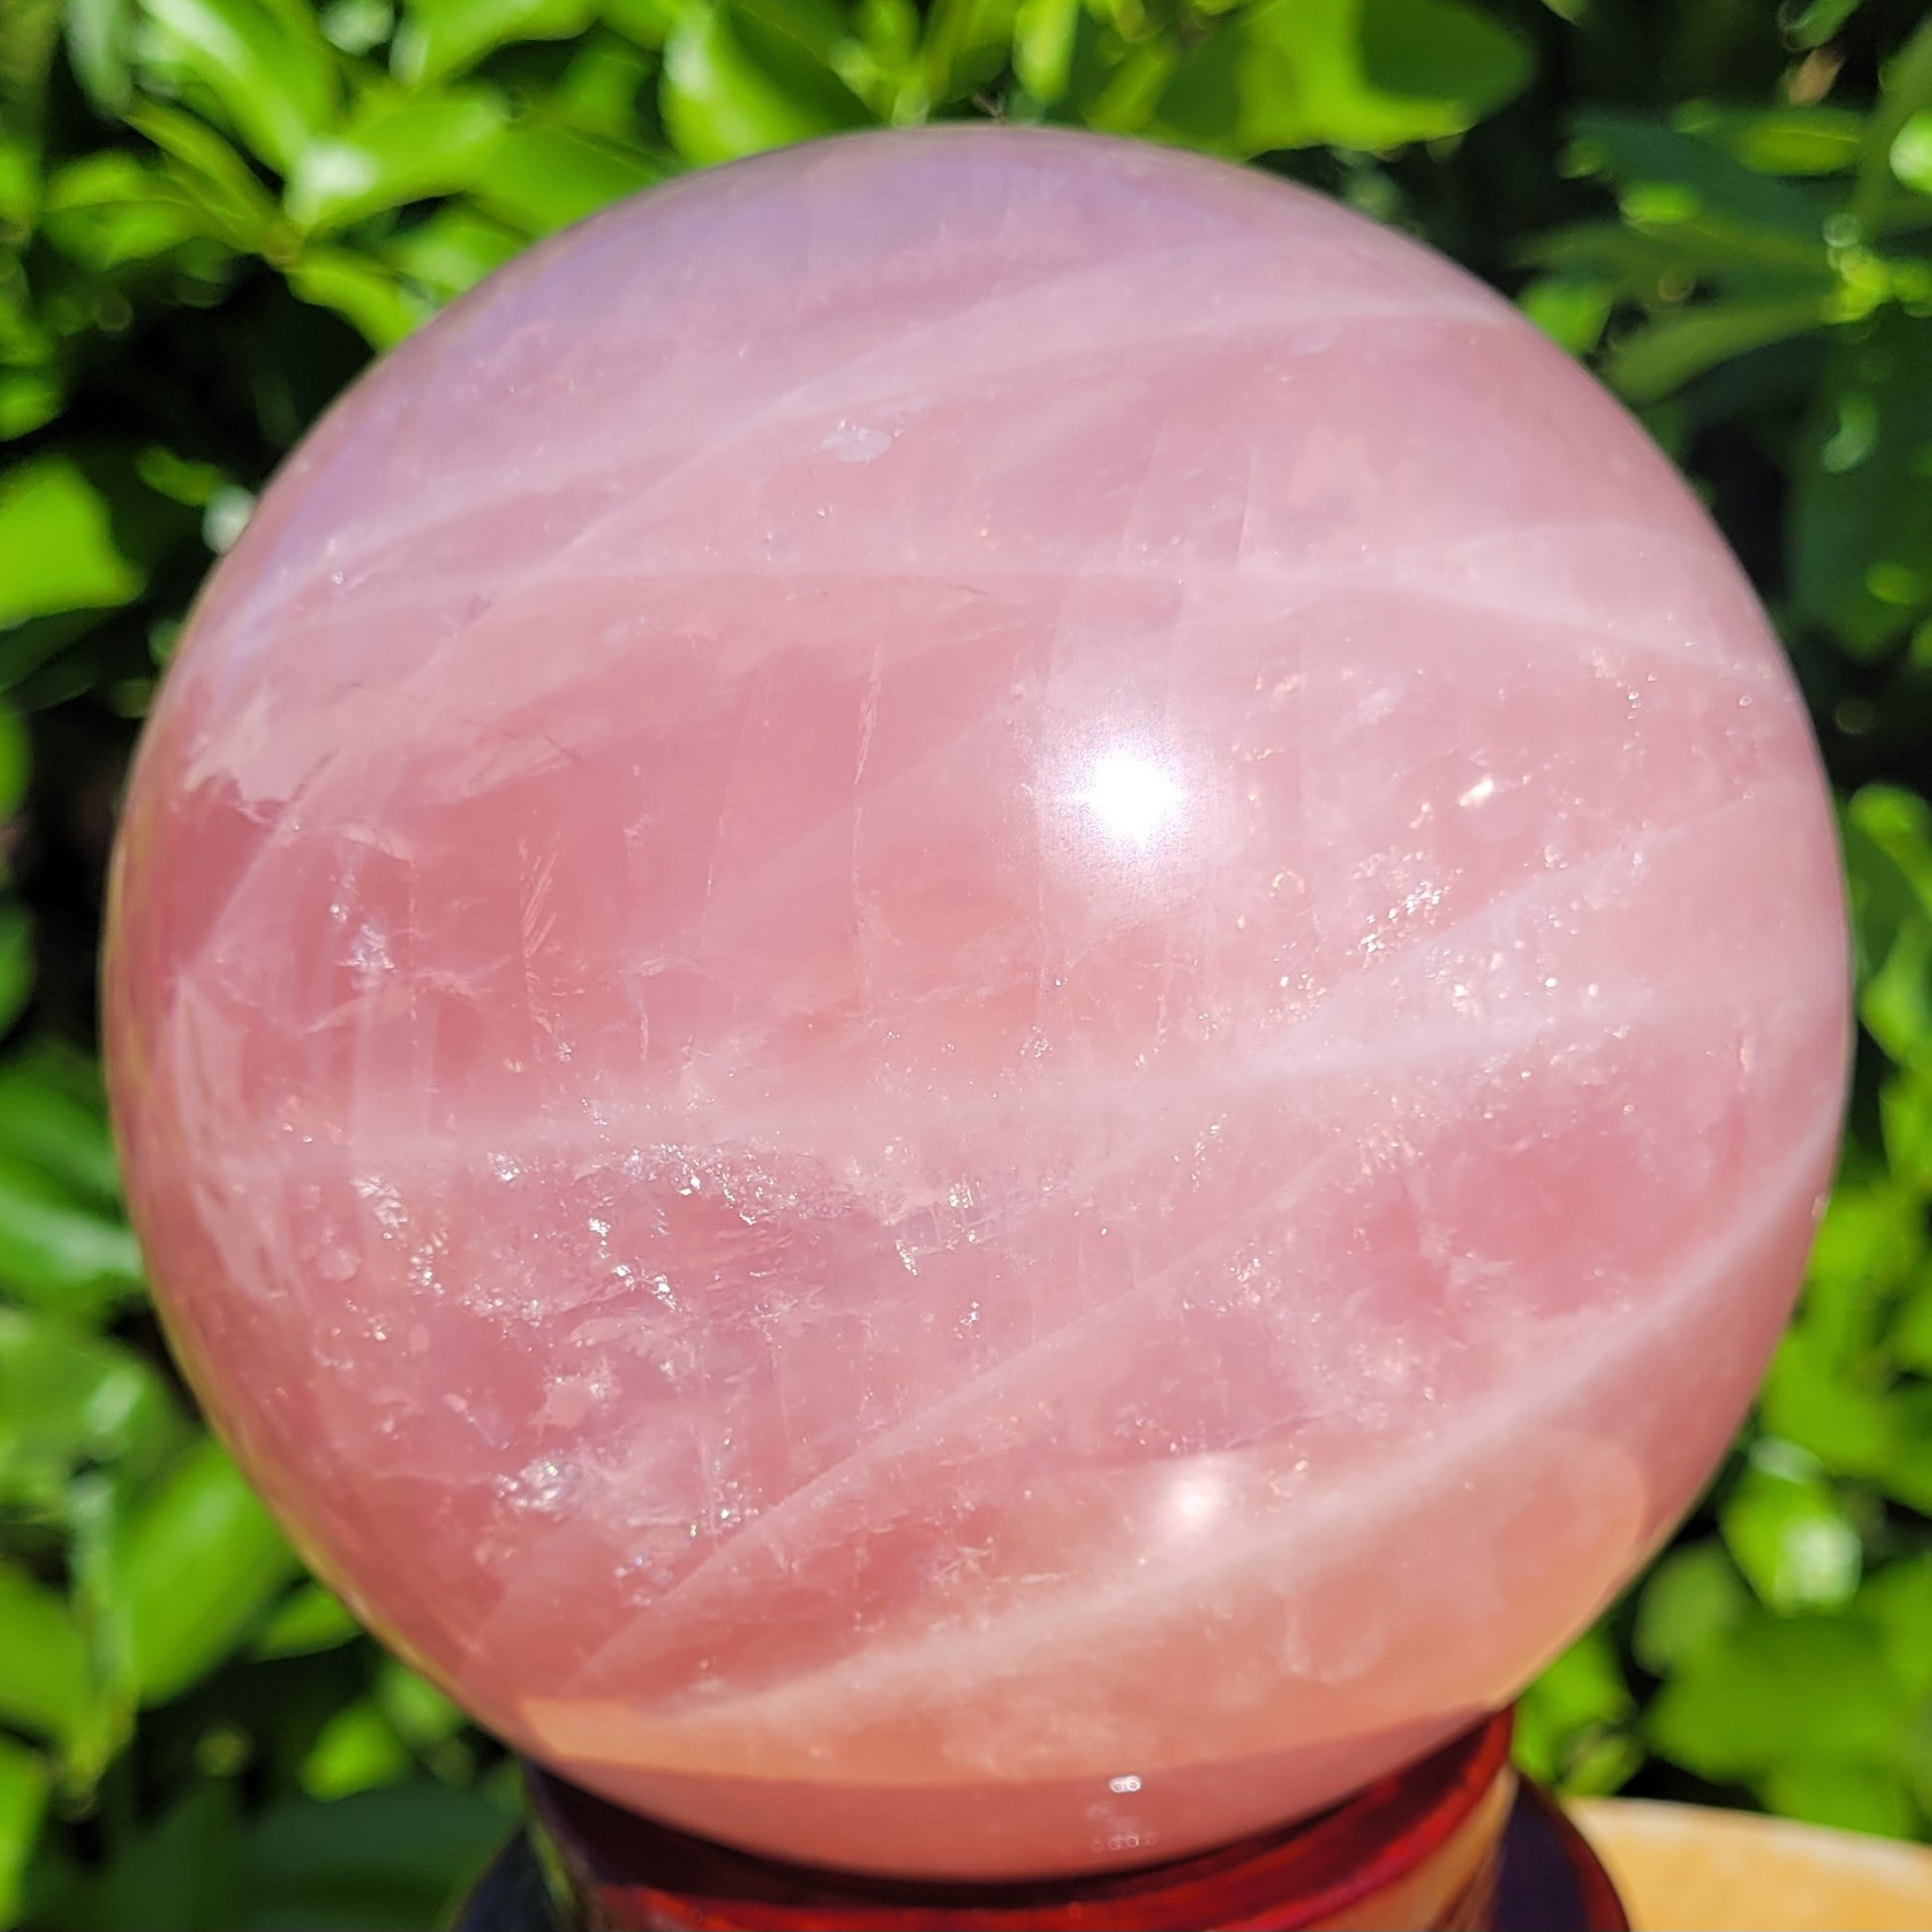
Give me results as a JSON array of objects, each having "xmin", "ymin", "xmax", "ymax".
[
  {"xmin": 471, "ymin": 119, "xmax": 669, "ymax": 231},
  {"xmin": 121, "ymin": 101, "xmax": 283, "ymax": 257},
  {"xmin": 545, "ymin": 35, "xmax": 652, "ymax": 137},
  {"xmin": 1515, "ymin": 1625, "xmax": 1639, "ymax": 1796},
  {"xmin": 78, "ymin": 1782, "xmax": 245, "ymax": 1932},
  {"xmin": 137, "ymin": 0, "xmax": 341, "ymax": 174},
  {"xmin": 1354, "ymin": 0, "xmax": 1531, "ymax": 133},
  {"xmin": 117, "ymin": 1437, "xmax": 302, "ymax": 1704},
  {"xmin": 0, "ymin": 700, "xmax": 25, "ymax": 824},
  {"xmin": 386, "ymin": 206, "xmax": 521, "ymax": 296},
  {"xmin": 1676, "ymin": 104, "xmax": 1864, "ymax": 179},
  {"xmin": 1860, "ymin": 1556, "xmax": 1932, "ymax": 1700},
  {"xmin": 1648, "ymin": 1609, "xmax": 1904, "ymax": 1782},
  {"xmin": 252, "ymin": 1582, "xmax": 362, "ymax": 1658},
  {"xmin": 1843, "ymin": 788, "xmax": 1932, "ymax": 1067},
  {"xmin": 392, "ymin": 0, "xmax": 594, "ymax": 86},
  {"xmin": 1793, "ymin": 315, "xmax": 1932, "ymax": 658},
  {"xmin": 0, "ymin": 1040, "xmax": 123, "ymax": 1209},
  {"xmin": 42, "ymin": 152, "xmax": 208, "ymax": 269},
  {"xmin": 1894, "ymin": 110, "xmax": 1932, "ymax": 199},
  {"xmin": 1523, "ymin": 212, "xmax": 1834, "ymax": 299},
  {"xmin": 1761, "ymin": 1759, "xmax": 1919, "ymax": 1837},
  {"xmin": 287, "ymin": 247, "xmax": 428, "ymax": 345},
  {"xmin": 1722, "ymin": 1455, "xmax": 1863, "ymax": 1611},
  {"xmin": 1632, "ymin": 1541, "xmax": 1753, "ymax": 1675},
  {"xmin": 1891, "ymin": 1271, "xmax": 1932, "ymax": 1376},
  {"xmin": 0, "ymin": 0, "xmax": 58, "ymax": 232},
  {"xmin": 1875, "ymin": 1385, "xmax": 1932, "ymax": 1515},
  {"xmin": 0, "ymin": 1149, "xmax": 144, "ymax": 1317},
  {"xmin": 242, "ymin": 1783, "xmax": 514, "ymax": 1930},
  {"xmin": 1012, "ymin": 0, "xmax": 1077, "ymax": 103},
  {"xmin": 1517, "ymin": 275, "xmax": 1613, "ymax": 354},
  {"xmin": 0, "ymin": 456, "xmax": 145, "ymax": 632},
  {"xmin": 0, "ymin": 1566, "xmax": 90, "ymax": 1747},
  {"xmin": 1760, "ymin": 1334, "xmax": 1900, "ymax": 1481},
  {"xmin": 1157, "ymin": 0, "xmax": 1532, "ymax": 158},
  {"xmin": 301, "ymin": 1698, "xmax": 414, "ymax": 1799},
  {"xmin": 1567, "ymin": 109, "xmax": 1833, "ymax": 245},
  {"xmin": 0, "ymin": 370, "xmax": 64, "ymax": 441},
  {"xmin": 601, "ymin": 0, "xmax": 680, "ymax": 49},
  {"xmin": 1854, "ymin": 9, "xmax": 1932, "ymax": 237},
  {"xmin": 286, "ymin": 87, "xmax": 507, "ymax": 231},
  {"xmin": 322, "ymin": 0, "xmax": 396, "ymax": 53},
  {"xmin": 0, "ymin": 1306, "xmax": 182, "ymax": 1508},
  {"xmin": 1784, "ymin": 0, "xmax": 1864, "ymax": 50},
  {"xmin": 0, "ymin": 1738, "xmax": 50, "ymax": 1931},
  {"xmin": 906, "ymin": 0, "xmax": 1016, "ymax": 112},
  {"xmin": 1603, "ymin": 293, "xmax": 1827, "ymax": 404},
  {"xmin": 661, "ymin": 0, "xmax": 870, "ymax": 166},
  {"xmin": 66, "ymin": 0, "xmax": 138, "ymax": 113},
  {"xmin": 374, "ymin": 1659, "xmax": 465, "ymax": 1750}
]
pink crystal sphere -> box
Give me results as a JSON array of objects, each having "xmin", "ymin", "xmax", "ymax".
[{"xmin": 105, "ymin": 127, "xmax": 1849, "ymax": 1879}]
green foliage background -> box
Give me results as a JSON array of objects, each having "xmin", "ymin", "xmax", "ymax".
[{"xmin": 2, "ymin": 0, "xmax": 1932, "ymax": 1922}]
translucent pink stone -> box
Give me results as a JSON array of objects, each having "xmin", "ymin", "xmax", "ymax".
[{"xmin": 104, "ymin": 128, "xmax": 1849, "ymax": 1879}]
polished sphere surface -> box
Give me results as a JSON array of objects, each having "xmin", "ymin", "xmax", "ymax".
[{"xmin": 105, "ymin": 127, "xmax": 1849, "ymax": 1879}]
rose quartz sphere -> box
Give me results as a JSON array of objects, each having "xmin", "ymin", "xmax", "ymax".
[{"xmin": 105, "ymin": 128, "xmax": 1849, "ymax": 1879}]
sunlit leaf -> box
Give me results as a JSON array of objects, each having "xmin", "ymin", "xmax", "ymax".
[
  {"xmin": 137, "ymin": 0, "xmax": 341, "ymax": 174},
  {"xmin": 393, "ymin": 0, "xmax": 593, "ymax": 84},
  {"xmin": 1860, "ymin": 1554, "xmax": 1932, "ymax": 1699},
  {"xmin": 1676, "ymin": 104, "xmax": 1864, "ymax": 179},
  {"xmin": 0, "ymin": 457, "xmax": 144, "ymax": 632},
  {"xmin": 116, "ymin": 1438, "xmax": 302, "ymax": 1704},
  {"xmin": 0, "ymin": 1149, "xmax": 144, "ymax": 1317},
  {"xmin": 1518, "ymin": 274, "xmax": 1613, "ymax": 353},
  {"xmin": 661, "ymin": 0, "xmax": 870, "ymax": 166},
  {"xmin": 1854, "ymin": 10, "xmax": 1932, "ymax": 237},
  {"xmin": 1760, "ymin": 1759, "xmax": 1918, "ymax": 1837},
  {"xmin": 252, "ymin": 1581, "xmax": 363, "ymax": 1658},
  {"xmin": 1722, "ymin": 1454, "xmax": 1863, "ymax": 1611},
  {"xmin": 42, "ymin": 152, "xmax": 206, "ymax": 269},
  {"xmin": 1159, "ymin": 0, "xmax": 1530, "ymax": 157},
  {"xmin": 0, "ymin": 1738, "xmax": 50, "ymax": 1930},
  {"xmin": 1012, "ymin": 0, "xmax": 1077, "ymax": 103},
  {"xmin": 1648, "ymin": 1610, "xmax": 1903, "ymax": 1782},
  {"xmin": 286, "ymin": 86, "xmax": 507, "ymax": 231},
  {"xmin": 1632, "ymin": 1542, "xmax": 1752, "ymax": 1676},
  {"xmin": 546, "ymin": 36, "xmax": 652, "ymax": 137},
  {"xmin": 1892, "ymin": 109, "xmax": 1932, "ymax": 200},
  {"xmin": 301, "ymin": 1698, "xmax": 414, "ymax": 1799},
  {"xmin": 384, "ymin": 204, "xmax": 522, "ymax": 295},
  {"xmin": 124, "ymin": 98, "xmax": 285, "ymax": 250},
  {"xmin": 287, "ymin": 246, "xmax": 428, "ymax": 344},
  {"xmin": 1513, "ymin": 1626, "xmax": 1639, "ymax": 1796},
  {"xmin": 471, "ymin": 117, "xmax": 669, "ymax": 230},
  {"xmin": 65, "ymin": 0, "xmax": 138, "ymax": 112},
  {"xmin": 0, "ymin": 1566, "xmax": 90, "ymax": 1747},
  {"xmin": 0, "ymin": 1306, "xmax": 182, "ymax": 1509}
]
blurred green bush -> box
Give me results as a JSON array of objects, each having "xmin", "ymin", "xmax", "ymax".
[{"xmin": 2, "ymin": 0, "xmax": 1932, "ymax": 1923}]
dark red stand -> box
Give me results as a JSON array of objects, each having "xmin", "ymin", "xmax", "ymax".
[{"xmin": 455, "ymin": 1714, "xmax": 1626, "ymax": 1932}]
